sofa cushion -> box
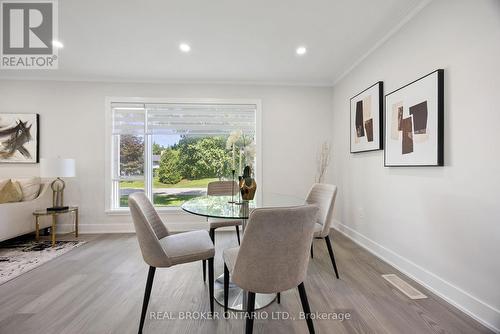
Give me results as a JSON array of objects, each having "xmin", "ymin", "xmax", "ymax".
[
  {"xmin": 13, "ymin": 177, "xmax": 41, "ymax": 201},
  {"xmin": 0, "ymin": 180, "xmax": 23, "ymax": 204}
]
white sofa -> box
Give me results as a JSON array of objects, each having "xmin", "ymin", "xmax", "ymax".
[{"xmin": 0, "ymin": 182, "xmax": 53, "ymax": 242}]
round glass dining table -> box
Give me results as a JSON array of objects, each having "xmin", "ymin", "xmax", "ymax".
[{"xmin": 181, "ymin": 193, "xmax": 305, "ymax": 311}]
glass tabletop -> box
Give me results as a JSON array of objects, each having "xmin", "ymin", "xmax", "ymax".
[
  {"xmin": 181, "ymin": 193, "xmax": 305, "ymax": 219},
  {"xmin": 33, "ymin": 206, "xmax": 78, "ymax": 215}
]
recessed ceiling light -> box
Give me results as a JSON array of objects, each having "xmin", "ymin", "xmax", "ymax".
[
  {"xmin": 52, "ymin": 40, "xmax": 64, "ymax": 49},
  {"xmin": 296, "ymin": 46, "xmax": 307, "ymax": 55},
  {"xmin": 179, "ymin": 43, "xmax": 191, "ymax": 53}
]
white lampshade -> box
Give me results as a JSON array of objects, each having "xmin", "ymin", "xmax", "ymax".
[{"xmin": 40, "ymin": 158, "xmax": 76, "ymax": 178}]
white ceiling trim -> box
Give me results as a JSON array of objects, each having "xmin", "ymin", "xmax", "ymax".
[
  {"xmin": 0, "ymin": 75, "xmax": 333, "ymax": 88},
  {"xmin": 332, "ymin": 0, "xmax": 434, "ymax": 86}
]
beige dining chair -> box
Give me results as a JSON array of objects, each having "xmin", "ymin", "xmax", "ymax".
[
  {"xmin": 307, "ymin": 183, "xmax": 340, "ymax": 278},
  {"xmin": 128, "ymin": 192, "xmax": 215, "ymax": 334},
  {"xmin": 223, "ymin": 205, "xmax": 319, "ymax": 334},
  {"xmin": 207, "ymin": 180, "xmax": 242, "ymax": 244},
  {"xmin": 199, "ymin": 181, "xmax": 242, "ymax": 282}
]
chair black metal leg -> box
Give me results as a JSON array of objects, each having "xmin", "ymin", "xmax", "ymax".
[
  {"xmin": 235, "ymin": 225, "xmax": 241, "ymax": 245},
  {"xmin": 245, "ymin": 292, "xmax": 256, "ymax": 334},
  {"xmin": 208, "ymin": 257, "xmax": 214, "ymax": 314},
  {"xmin": 209, "ymin": 228, "xmax": 215, "ymax": 245},
  {"xmin": 277, "ymin": 292, "xmax": 281, "ymax": 304},
  {"xmin": 224, "ymin": 263, "xmax": 229, "ymax": 315},
  {"xmin": 325, "ymin": 235, "xmax": 340, "ymax": 279},
  {"xmin": 310, "ymin": 242, "xmax": 314, "ymax": 258},
  {"xmin": 202, "ymin": 260, "xmax": 206, "ymax": 282},
  {"xmin": 298, "ymin": 282, "xmax": 315, "ymax": 334},
  {"xmin": 139, "ymin": 266, "xmax": 156, "ymax": 334}
]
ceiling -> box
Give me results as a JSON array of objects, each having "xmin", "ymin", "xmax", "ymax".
[{"xmin": 0, "ymin": 0, "xmax": 429, "ymax": 86}]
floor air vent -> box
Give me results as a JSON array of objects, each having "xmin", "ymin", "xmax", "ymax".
[{"xmin": 382, "ymin": 274, "xmax": 427, "ymax": 300}]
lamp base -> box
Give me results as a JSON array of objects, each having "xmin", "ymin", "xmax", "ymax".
[{"xmin": 47, "ymin": 206, "xmax": 69, "ymax": 212}]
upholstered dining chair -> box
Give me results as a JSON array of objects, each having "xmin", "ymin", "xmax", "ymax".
[
  {"xmin": 128, "ymin": 192, "xmax": 215, "ymax": 334},
  {"xmin": 223, "ymin": 205, "xmax": 319, "ymax": 334},
  {"xmin": 207, "ymin": 180, "xmax": 242, "ymax": 244},
  {"xmin": 200, "ymin": 181, "xmax": 242, "ymax": 282},
  {"xmin": 307, "ymin": 183, "xmax": 340, "ymax": 279}
]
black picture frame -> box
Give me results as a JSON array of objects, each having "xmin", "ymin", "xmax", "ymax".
[
  {"xmin": 350, "ymin": 81, "xmax": 384, "ymax": 153},
  {"xmin": 384, "ymin": 69, "xmax": 444, "ymax": 167},
  {"xmin": 35, "ymin": 113, "xmax": 40, "ymax": 163}
]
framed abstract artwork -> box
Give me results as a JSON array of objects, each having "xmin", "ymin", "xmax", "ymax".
[
  {"xmin": 384, "ymin": 69, "xmax": 443, "ymax": 166},
  {"xmin": 350, "ymin": 81, "xmax": 383, "ymax": 153},
  {"xmin": 0, "ymin": 113, "xmax": 39, "ymax": 163}
]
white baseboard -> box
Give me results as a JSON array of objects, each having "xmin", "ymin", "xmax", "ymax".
[{"xmin": 332, "ymin": 220, "xmax": 500, "ymax": 333}]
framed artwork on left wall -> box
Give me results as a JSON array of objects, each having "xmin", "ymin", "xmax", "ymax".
[
  {"xmin": 350, "ymin": 81, "xmax": 383, "ymax": 153},
  {"xmin": 0, "ymin": 113, "xmax": 39, "ymax": 163}
]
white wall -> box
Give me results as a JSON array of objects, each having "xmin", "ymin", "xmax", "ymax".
[
  {"xmin": 330, "ymin": 0, "xmax": 500, "ymax": 331},
  {"xmin": 2, "ymin": 0, "xmax": 498, "ymax": 330},
  {"xmin": 0, "ymin": 81, "xmax": 333, "ymax": 231}
]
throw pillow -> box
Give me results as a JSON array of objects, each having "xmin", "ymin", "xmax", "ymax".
[
  {"xmin": 0, "ymin": 180, "xmax": 23, "ymax": 204},
  {"xmin": 0, "ymin": 178, "xmax": 9, "ymax": 190},
  {"xmin": 13, "ymin": 177, "xmax": 41, "ymax": 201}
]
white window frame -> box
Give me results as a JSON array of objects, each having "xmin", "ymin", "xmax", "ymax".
[{"xmin": 104, "ymin": 97, "xmax": 263, "ymax": 214}]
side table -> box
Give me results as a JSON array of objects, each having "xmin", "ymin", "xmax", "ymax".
[{"xmin": 33, "ymin": 207, "xmax": 79, "ymax": 247}]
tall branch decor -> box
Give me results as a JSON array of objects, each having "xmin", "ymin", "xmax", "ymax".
[{"xmin": 316, "ymin": 141, "xmax": 331, "ymax": 183}]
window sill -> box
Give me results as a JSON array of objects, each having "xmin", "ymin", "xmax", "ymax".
[{"xmin": 105, "ymin": 207, "xmax": 185, "ymax": 216}]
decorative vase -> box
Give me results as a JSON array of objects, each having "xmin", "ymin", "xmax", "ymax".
[{"xmin": 239, "ymin": 166, "xmax": 257, "ymax": 201}]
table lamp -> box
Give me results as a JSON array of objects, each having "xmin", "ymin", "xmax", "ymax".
[{"xmin": 40, "ymin": 158, "xmax": 76, "ymax": 211}]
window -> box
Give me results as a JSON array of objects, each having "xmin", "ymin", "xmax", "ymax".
[{"xmin": 107, "ymin": 100, "xmax": 259, "ymax": 210}]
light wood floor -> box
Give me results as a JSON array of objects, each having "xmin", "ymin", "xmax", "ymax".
[{"xmin": 0, "ymin": 231, "xmax": 492, "ymax": 334}]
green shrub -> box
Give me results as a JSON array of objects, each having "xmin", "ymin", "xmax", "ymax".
[{"xmin": 157, "ymin": 148, "xmax": 182, "ymax": 184}]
